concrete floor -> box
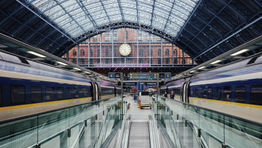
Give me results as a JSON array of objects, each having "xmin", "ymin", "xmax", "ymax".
[{"xmin": 125, "ymin": 95, "xmax": 153, "ymax": 121}]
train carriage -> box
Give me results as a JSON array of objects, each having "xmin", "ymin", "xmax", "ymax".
[
  {"xmin": 0, "ymin": 51, "xmax": 118, "ymax": 121},
  {"xmin": 163, "ymin": 55, "xmax": 262, "ymax": 123}
]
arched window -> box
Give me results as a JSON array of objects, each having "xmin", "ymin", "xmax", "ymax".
[
  {"xmin": 173, "ymin": 49, "xmax": 177, "ymax": 57},
  {"xmin": 139, "ymin": 49, "xmax": 143, "ymax": 56},
  {"xmin": 105, "ymin": 48, "xmax": 110, "ymax": 57},
  {"xmin": 158, "ymin": 49, "xmax": 161, "ymax": 56},
  {"xmin": 97, "ymin": 49, "xmax": 100, "ymax": 57},
  {"xmin": 165, "ymin": 49, "xmax": 169, "ymax": 56},
  {"xmin": 73, "ymin": 50, "xmax": 77, "ymax": 56},
  {"xmin": 80, "ymin": 49, "xmax": 85, "ymax": 56},
  {"xmin": 166, "ymin": 58, "xmax": 169, "ymax": 64}
]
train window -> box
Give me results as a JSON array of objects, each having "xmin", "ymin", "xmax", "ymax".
[
  {"xmin": 195, "ymin": 88, "xmax": 200, "ymax": 98},
  {"xmin": 235, "ymin": 85, "xmax": 246, "ymax": 103},
  {"xmin": 11, "ymin": 85, "xmax": 25, "ymax": 105},
  {"xmin": 31, "ymin": 86, "xmax": 42, "ymax": 103},
  {"xmin": 223, "ymin": 86, "xmax": 232, "ymax": 101},
  {"xmin": 207, "ymin": 87, "xmax": 212, "ymax": 99},
  {"xmin": 57, "ymin": 87, "xmax": 64, "ymax": 100},
  {"xmin": 83, "ymin": 87, "xmax": 89, "ymax": 97},
  {"xmin": 72, "ymin": 87, "xmax": 79, "ymax": 98},
  {"xmin": 46, "ymin": 87, "xmax": 55, "ymax": 101},
  {"xmin": 78, "ymin": 87, "xmax": 85, "ymax": 97},
  {"xmin": 250, "ymin": 85, "xmax": 262, "ymax": 105},
  {"xmin": 65, "ymin": 87, "xmax": 71, "ymax": 99},
  {"xmin": 214, "ymin": 87, "xmax": 222, "ymax": 100},
  {"xmin": 202, "ymin": 87, "xmax": 207, "ymax": 98}
]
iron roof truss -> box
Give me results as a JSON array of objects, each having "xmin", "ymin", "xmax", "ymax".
[{"xmin": 0, "ymin": 0, "xmax": 261, "ymax": 63}]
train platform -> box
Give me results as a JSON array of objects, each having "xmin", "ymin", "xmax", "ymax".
[{"xmin": 0, "ymin": 94, "xmax": 261, "ymax": 148}]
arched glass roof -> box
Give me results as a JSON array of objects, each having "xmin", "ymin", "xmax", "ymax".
[
  {"xmin": 1, "ymin": 0, "xmax": 261, "ymax": 63},
  {"xmin": 28, "ymin": 0, "xmax": 199, "ymax": 38}
]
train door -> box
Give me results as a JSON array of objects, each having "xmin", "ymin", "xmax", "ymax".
[
  {"xmin": 92, "ymin": 82, "xmax": 100, "ymax": 101},
  {"xmin": 182, "ymin": 81, "xmax": 190, "ymax": 103}
]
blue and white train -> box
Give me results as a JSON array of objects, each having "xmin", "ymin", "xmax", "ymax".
[
  {"xmin": 161, "ymin": 55, "xmax": 262, "ymax": 123},
  {"xmin": 0, "ymin": 51, "xmax": 121, "ymax": 121}
]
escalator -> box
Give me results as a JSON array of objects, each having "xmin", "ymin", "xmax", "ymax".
[{"xmin": 128, "ymin": 121, "xmax": 150, "ymax": 148}]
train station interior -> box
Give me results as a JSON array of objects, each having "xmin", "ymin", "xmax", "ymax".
[{"xmin": 0, "ymin": 0, "xmax": 261, "ymax": 148}]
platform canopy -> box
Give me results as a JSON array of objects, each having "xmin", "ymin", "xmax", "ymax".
[{"xmin": 0, "ymin": 0, "xmax": 261, "ymax": 63}]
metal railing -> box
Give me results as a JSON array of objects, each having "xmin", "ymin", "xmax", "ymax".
[
  {"xmin": 154, "ymin": 96, "xmax": 262, "ymax": 148},
  {"xmin": 0, "ymin": 97, "xmax": 125, "ymax": 148}
]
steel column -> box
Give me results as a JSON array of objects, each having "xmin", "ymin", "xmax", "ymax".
[
  {"xmin": 149, "ymin": 33, "xmax": 152, "ymax": 65},
  {"xmin": 137, "ymin": 29, "xmax": 139, "ymax": 64},
  {"xmin": 161, "ymin": 38, "xmax": 163, "ymax": 66},
  {"xmin": 77, "ymin": 44, "xmax": 79, "ymax": 65},
  {"xmin": 100, "ymin": 33, "xmax": 102, "ymax": 66},
  {"xmin": 88, "ymin": 38, "xmax": 90, "ymax": 67},
  {"xmin": 112, "ymin": 30, "xmax": 114, "ymax": 65}
]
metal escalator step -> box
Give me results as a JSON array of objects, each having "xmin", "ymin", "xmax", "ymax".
[{"xmin": 128, "ymin": 121, "xmax": 150, "ymax": 148}]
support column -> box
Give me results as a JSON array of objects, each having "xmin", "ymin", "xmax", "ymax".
[
  {"xmin": 77, "ymin": 44, "xmax": 79, "ymax": 65},
  {"xmin": 161, "ymin": 39, "xmax": 163, "ymax": 66},
  {"xmin": 136, "ymin": 30, "xmax": 139, "ymax": 64},
  {"xmin": 100, "ymin": 34, "xmax": 102, "ymax": 66},
  {"xmin": 88, "ymin": 38, "xmax": 90, "ymax": 67},
  {"xmin": 124, "ymin": 28, "xmax": 127, "ymax": 64},
  {"xmin": 149, "ymin": 33, "xmax": 151, "ymax": 65},
  {"xmin": 112, "ymin": 30, "xmax": 114, "ymax": 66}
]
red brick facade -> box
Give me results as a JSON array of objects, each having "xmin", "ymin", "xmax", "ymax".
[{"xmin": 64, "ymin": 28, "xmax": 194, "ymax": 66}]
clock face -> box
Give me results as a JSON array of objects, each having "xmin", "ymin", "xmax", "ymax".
[{"xmin": 119, "ymin": 43, "xmax": 132, "ymax": 56}]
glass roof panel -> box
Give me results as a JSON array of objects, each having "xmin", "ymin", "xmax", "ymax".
[{"xmin": 27, "ymin": 0, "xmax": 199, "ymax": 38}]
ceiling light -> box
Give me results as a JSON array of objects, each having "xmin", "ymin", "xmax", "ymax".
[
  {"xmin": 190, "ymin": 70, "xmax": 195, "ymax": 73},
  {"xmin": 211, "ymin": 60, "xmax": 221, "ymax": 65},
  {"xmin": 27, "ymin": 51, "xmax": 46, "ymax": 58},
  {"xmin": 73, "ymin": 67, "xmax": 81, "ymax": 71},
  {"xmin": 57, "ymin": 61, "xmax": 67, "ymax": 66},
  {"xmin": 230, "ymin": 49, "xmax": 249, "ymax": 56},
  {"xmin": 198, "ymin": 66, "xmax": 205, "ymax": 70},
  {"xmin": 84, "ymin": 71, "xmax": 91, "ymax": 74}
]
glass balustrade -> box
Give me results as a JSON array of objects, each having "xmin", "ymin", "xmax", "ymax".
[
  {"xmin": 0, "ymin": 97, "xmax": 126, "ymax": 148},
  {"xmin": 153, "ymin": 96, "xmax": 262, "ymax": 148}
]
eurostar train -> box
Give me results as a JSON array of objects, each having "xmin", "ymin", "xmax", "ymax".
[
  {"xmin": 161, "ymin": 55, "xmax": 262, "ymax": 123},
  {"xmin": 0, "ymin": 51, "xmax": 121, "ymax": 121}
]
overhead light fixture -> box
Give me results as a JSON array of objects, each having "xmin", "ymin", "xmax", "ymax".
[
  {"xmin": 73, "ymin": 67, "xmax": 81, "ymax": 71},
  {"xmin": 27, "ymin": 51, "xmax": 46, "ymax": 58},
  {"xmin": 57, "ymin": 61, "xmax": 67, "ymax": 66},
  {"xmin": 190, "ymin": 70, "xmax": 195, "ymax": 73},
  {"xmin": 84, "ymin": 71, "xmax": 91, "ymax": 74},
  {"xmin": 198, "ymin": 66, "xmax": 205, "ymax": 70},
  {"xmin": 211, "ymin": 60, "xmax": 221, "ymax": 65},
  {"xmin": 230, "ymin": 49, "xmax": 249, "ymax": 56}
]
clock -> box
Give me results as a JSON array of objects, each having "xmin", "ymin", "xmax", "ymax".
[{"xmin": 119, "ymin": 43, "xmax": 132, "ymax": 56}]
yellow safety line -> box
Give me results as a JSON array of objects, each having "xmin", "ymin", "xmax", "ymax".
[
  {"xmin": 189, "ymin": 97, "xmax": 262, "ymax": 109},
  {"xmin": 101, "ymin": 94, "xmax": 115, "ymax": 98},
  {"xmin": 0, "ymin": 93, "xmax": 118, "ymax": 111},
  {"xmin": 0, "ymin": 97, "xmax": 92, "ymax": 111}
]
